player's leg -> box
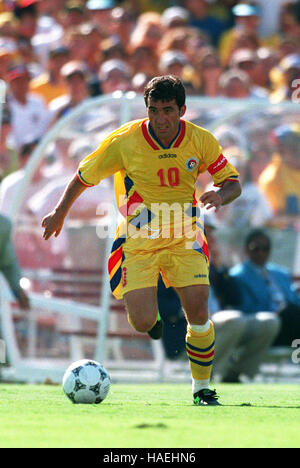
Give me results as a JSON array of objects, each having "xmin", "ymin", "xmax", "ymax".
[
  {"xmin": 120, "ymin": 249, "xmax": 162, "ymax": 338},
  {"xmin": 175, "ymin": 284, "xmax": 219, "ymax": 405},
  {"xmin": 123, "ymin": 287, "xmax": 159, "ymax": 333}
]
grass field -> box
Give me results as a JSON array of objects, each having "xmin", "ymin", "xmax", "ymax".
[{"xmin": 0, "ymin": 382, "xmax": 299, "ymax": 448}]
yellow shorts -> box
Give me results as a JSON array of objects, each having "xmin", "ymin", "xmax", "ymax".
[{"xmin": 121, "ymin": 241, "xmax": 209, "ymax": 297}]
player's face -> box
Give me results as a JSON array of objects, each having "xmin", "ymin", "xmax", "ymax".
[{"xmin": 147, "ymin": 98, "xmax": 186, "ymax": 146}]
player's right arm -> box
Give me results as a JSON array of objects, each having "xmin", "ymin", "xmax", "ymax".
[{"xmin": 42, "ymin": 174, "xmax": 87, "ymax": 240}]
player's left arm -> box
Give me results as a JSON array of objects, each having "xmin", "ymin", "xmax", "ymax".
[{"xmin": 200, "ymin": 179, "xmax": 242, "ymax": 211}]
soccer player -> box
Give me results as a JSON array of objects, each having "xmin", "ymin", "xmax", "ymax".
[{"xmin": 42, "ymin": 76, "xmax": 241, "ymax": 405}]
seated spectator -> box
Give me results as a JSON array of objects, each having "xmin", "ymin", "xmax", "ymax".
[
  {"xmin": 66, "ymin": 22, "xmax": 103, "ymax": 72},
  {"xmin": 184, "ymin": 0, "xmax": 227, "ymax": 46},
  {"xmin": 128, "ymin": 11, "xmax": 163, "ymax": 50},
  {"xmin": 0, "ymin": 213, "xmax": 30, "ymax": 310},
  {"xmin": 101, "ymin": 36, "xmax": 127, "ymax": 63},
  {"xmin": 279, "ymin": 0, "xmax": 300, "ymax": 40},
  {"xmin": 98, "ymin": 59, "xmax": 132, "ymax": 94},
  {"xmin": 229, "ymin": 229, "xmax": 300, "ymax": 349},
  {"xmin": 270, "ymin": 53, "xmax": 300, "ymax": 103},
  {"xmin": 29, "ymin": 45, "xmax": 70, "ymax": 104},
  {"xmin": 218, "ymin": 69, "xmax": 254, "ymax": 99},
  {"xmin": 207, "ymin": 217, "xmax": 280, "ymax": 383},
  {"xmin": 110, "ymin": 7, "xmax": 136, "ymax": 48},
  {"xmin": 158, "ymin": 25, "xmax": 209, "ymax": 59},
  {"xmin": 229, "ymin": 48, "xmax": 270, "ymax": 99},
  {"xmin": 0, "ymin": 105, "xmax": 16, "ymax": 177},
  {"xmin": 191, "ymin": 46, "xmax": 223, "ymax": 96},
  {"xmin": 6, "ymin": 63, "xmax": 52, "ymax": 150},
  {"xmin": 158, "ymin": 50, "xmax": 196, "ymax": 95},
  {"xmin": 258, "ymin": 124, "xmax": 300, "ymax": 215},
  {"xmin": 49, "ymin": 60, "xmax": 91, "ymax": 119},
  {"xmin": 128, "ymin": 44, "xmax": 159, "ymax": 77},
  {"xmin": 85, "ymin": 0, "xmax": 117, "ymax": 37},
  {"xmin": 161, "ymin": 6, "xmax": 190, "ymax": 29},
  {"xmin": 219, "ymin": 2, "xmax": 262, "ymax": 66},
  {"xmin": 61, "ymin": 1, "xmax": 88, "ymax": 29},
  {"xmin": 0, "ymin": 46, "xmax": 16, "ymax": 81}
]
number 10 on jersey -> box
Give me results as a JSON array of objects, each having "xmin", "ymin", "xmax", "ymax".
[{"xmin": 157, "ymin": 168, "xmax": 180, "ymax": 187}]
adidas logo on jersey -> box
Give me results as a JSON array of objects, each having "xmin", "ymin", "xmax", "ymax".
[{"xmin": 158, "ymin": 153, "xmax": 177, "ymax": 159}]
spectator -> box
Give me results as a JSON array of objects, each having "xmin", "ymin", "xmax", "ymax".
[
  {"xmin": 14, "ymin": 0, "xmax": 64, "ymax": 67},
  {"xmin": 270, "ymin": 53, "xmax": 300, "ymax": 102},
  {"xmin": 29, "ymin": 45, "xmax": 70, "ymax": 104},
  {"xmin": 207, "ymin": 216, "xmax": 280, "ymax": 382},
  {"xmin": 129, "ymin": 11, "xmax": 163, "ymax": 50},
  {"xmin": 0, "ymin": 213, "xmax": 30, "ymax": 310},
  {"xmin": 229, "ymin": 229, "xmax": 300, "ymax": 348},
  {"xmin": 158, "ymin": 25, "xmax": 209, "ymax": 62},
  {"xmin": 98, "ymin": 59, "xmax": 132, "ymax": 94},
  {"xmin": 229, "ymin": 48, "xmax": 270, "ymax": 98},
  {"xmin": 0, "ymin": 105, "xmax": 16, "ymax": 177},
  {"xmin": 61, "ymin": 1, "xmax": 88, "ymax": 28},
  {"xmin": 110, "ymin": 7, "xmax": 137, "ymax": 48},
  {"xmin": 85, "ymin": 0, "xmax": 117, "ymax": 37},
  {"xmin": 279, "ymin": 0, "xmax": 300, "ymax": 39},
  {"xmin": 158, "ymin": 49, "xmax": 196, "ymax": 95},
  {"xmin": 258, "ymin": 124, "xmax": 300, "ymax": 215},
  {"xmin": 160, "ymin": 6, "xmax": 190, "ymax": 29},
  {"xmin": 49, "ymin": 60, "xmax": 91, "ymax": 119},
  {"xmin": 191, "ymin": 46, "xmax": 223, "ymax": 96},
  {"xmin": 218, "ymin": 69, "xmax": 253, "ymax": 98},
  {"xmin": 219, "ymin": 2, "xmax": 262, "ymax": 66},
  {"xmin": 128, "ymin": 44, "xmax": 159, "ymax": 77},
  {"xmin": 0, "ymin": 46, "xmax": 16, "ymax": 81},
  {"xmin": 6, "ymin": 63, "xmax": 52, "ymax": 150},
  {"xmin": 184, "ymin": 0, "xmax": 227, "ymax": 46}
]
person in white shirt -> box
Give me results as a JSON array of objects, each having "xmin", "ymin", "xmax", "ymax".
[{"xmin": 6, "ymin": 64, "xmax": 52, "ymax": 150}]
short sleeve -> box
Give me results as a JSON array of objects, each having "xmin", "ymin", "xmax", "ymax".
[
  {"xmin": 201, "ymin": 130, "xmax": 239, "ymax": 187},
  {"xmin": 77, "ymin": 131, "xmax": 124, "ymax": 187}
]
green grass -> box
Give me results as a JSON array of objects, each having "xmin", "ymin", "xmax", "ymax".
[{"xmin": 0, "ymin": 383, "xmax": 299, "ymax": 448}]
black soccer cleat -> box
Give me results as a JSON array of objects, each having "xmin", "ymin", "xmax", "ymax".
[
  {"xmin": 193, "ymin": 388, "xmax": 220, "ymax": 406},
  {"xmin": 147, "ymin": 318, "xmax": 163, "ymax": 340}
]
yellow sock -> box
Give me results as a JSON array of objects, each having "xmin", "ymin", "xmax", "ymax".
[{"xmin": 186, "ymin": 321, "xmax": 215, "ymax": 381}]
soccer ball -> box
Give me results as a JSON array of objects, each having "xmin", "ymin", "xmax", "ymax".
[{"xmin": 62, "ymin": 359, "xmax": 111, "ymax": 404}]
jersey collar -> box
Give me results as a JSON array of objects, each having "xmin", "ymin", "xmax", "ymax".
[{"xmin": 141, "ymin": 119, "xmax": 186, "ymax": 150}]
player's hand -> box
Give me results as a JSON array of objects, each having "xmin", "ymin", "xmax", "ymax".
[
  {"xmin": 42, "ymin": 210, "xmax": 65, "ymax": 240},
  {"xmin": 199, "ymin": 190, "xmax": 223, "ymax": 211}
]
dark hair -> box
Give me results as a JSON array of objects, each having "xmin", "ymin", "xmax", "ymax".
[
  {"xmin": 245, "ymin": 229, "xmax": 271, "ymax": 248},
  {"xmin": 144, "ymin": 75, "xmax": 186, "ymax": 109}
]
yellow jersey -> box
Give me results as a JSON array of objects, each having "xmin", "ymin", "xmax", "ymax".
[{"xmin": 77, "ymin": 118, "xmax": 239, "ymax": 298}]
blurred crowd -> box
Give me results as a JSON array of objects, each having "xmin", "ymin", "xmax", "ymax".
[{"xmin": 0, "ymin": 0, "xmax": 299, "ymax": 159}]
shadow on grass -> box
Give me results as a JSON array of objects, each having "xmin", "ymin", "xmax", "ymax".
[{"xmin": 213, "ymin": 403, "xmax": 300, "ymax": 409}]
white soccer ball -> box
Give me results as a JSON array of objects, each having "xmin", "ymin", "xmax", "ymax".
[{"xmin": 62, "ymin": 359, "xmax": 111, "ymax": 404}]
